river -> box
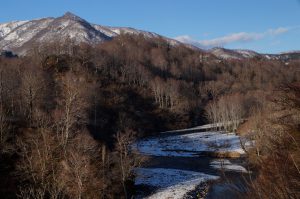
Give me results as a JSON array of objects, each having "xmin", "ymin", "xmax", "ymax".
[{"xmin": 133, "ymin": 126, "xmax": 252, "ymax": 199}]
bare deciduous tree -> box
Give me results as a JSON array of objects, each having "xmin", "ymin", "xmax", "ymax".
[
  {"xmin": 115, "ymin": 129, "xmax": 143, "ymax": 199},
  {"xmin": 54, "ymin": 72, "xmax": 91, "ymax": 147},
  {"xmin": 205, "ymin": 94, "xmax": 244, "ymax": 132},
  {"xmin": 19, "ymin": 66, "xmax": 46, "ymax": 126}
]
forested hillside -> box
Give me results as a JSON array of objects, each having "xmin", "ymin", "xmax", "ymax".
[{"xmin": 0, "ymin": 34, "xmax": 299, "ymax": 198}]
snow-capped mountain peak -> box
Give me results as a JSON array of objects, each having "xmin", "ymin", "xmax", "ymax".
[{"xmin": 0, "ymin": 12, "xmax": 183, "ymax": 55}]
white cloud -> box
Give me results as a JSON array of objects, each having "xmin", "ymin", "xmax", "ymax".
[
  {"xmin": 267, "ymin": 27, "xmax": 289, "ymax": 35},
  {"xmin": 175, "ymin": 27, "xmax": 290, "ymax": 49}
]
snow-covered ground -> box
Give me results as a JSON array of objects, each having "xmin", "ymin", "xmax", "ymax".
[
  {"xmin": 161, "ymin": 123, "xmax": 223, "ymax": 133},
  {"xmin": 135, "ymin": 168, "xmax": 219, "ymax": 199},
  {"xmin": 162, "ymin": 122, "xmax": 243, "ymax": 134},
  {"xmin": 210, "ymin": 159, "xmax": 248, "ymax": 173},
  {"xmin": 134, "ymin": 131, "xmax": 245, "ymax": 157}
]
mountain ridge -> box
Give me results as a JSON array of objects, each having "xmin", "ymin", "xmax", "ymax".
[
  {"xmin": 0, "ymin": 12, "xmax": 299, "ymax": 61},
  {"xmin": 0, "ymin": 12, "xmax": 184, "ymax": 55}
]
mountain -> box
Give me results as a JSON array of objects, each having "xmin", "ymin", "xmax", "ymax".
[
  {"xmin": 0, "ymin": 12, "xmax": 299, "ymax": 61},
  {"xmin": 264, "ymin": 51, "xmax": 300, "ymax": 61},
  {"xmin": 209, "ymin": 48, "xmax": 261, "ymax": 60},
  {"xmin": 0, "ymin": 12, "xmax": 183, "ymax": 55},
  {"xmin": 209, "ymin": 47, "xmax": 300, "ymax": 61}
]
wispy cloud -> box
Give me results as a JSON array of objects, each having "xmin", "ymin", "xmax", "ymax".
[
  {"xmin": 175, "ymin": 27, "xmax": 290, "ymax": 48},
  {"xmin": 267, "ymin": 27, "xmax": 290, "ymax": 35}
]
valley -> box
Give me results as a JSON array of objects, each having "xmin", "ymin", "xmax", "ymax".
[{"xmin": 0, "ymin": 7, "xmax": 299, "ymax": 199}]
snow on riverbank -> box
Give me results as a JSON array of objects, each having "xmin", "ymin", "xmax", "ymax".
[
  {"xmin": 210, "ymin": 159, "xmax": 248, "ymax": 173},
  {"xmin": 161, "ymin": 123, "xmax": 220, "ymax": 133},
  {"xmin": 134, "ymin": 131, "xmax": 245, "ymax": 157},
  {"xmin": 135, "ymin": 168, "xmax": 219, "ymax": 199},
  {"xmin": 161, "ymin": 122, "xmax": 242, "ymax": 134}
]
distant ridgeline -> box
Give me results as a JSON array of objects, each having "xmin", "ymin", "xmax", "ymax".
[{"xmin": 0, "ymin": 50, "xmax": 17, "ymax": 58}]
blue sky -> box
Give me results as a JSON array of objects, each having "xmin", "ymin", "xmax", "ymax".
[{"xmin": 1, "ymin": 0, "xmax": 299, "ymax": 53}]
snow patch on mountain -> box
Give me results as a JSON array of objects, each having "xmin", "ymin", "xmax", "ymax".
[
  {"xmin": 235, "ymin": 49, "xmax": 260, "ymax": 58},
  {"xmin": 0, "ymin": 20, "xmax": 29, "ymax": 38},
  {"xmin": 210, "ymin": 48, "xmax": 261, "ymax": 60},
  {"xmin": 0, "ymin": 18, "xmax": 54, "ymax": 50}
]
